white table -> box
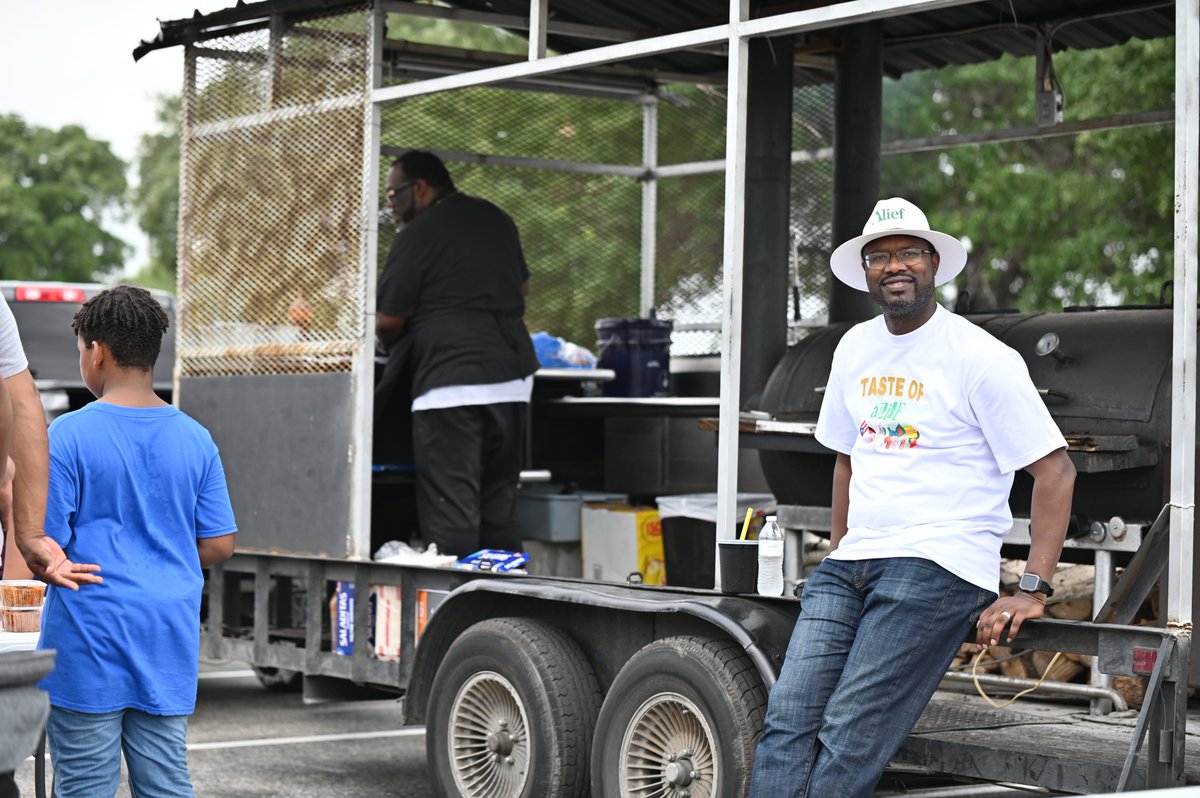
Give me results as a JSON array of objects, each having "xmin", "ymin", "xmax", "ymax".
[{"xmin": 0, "ymin": 631, "xmax": 39, "ymax": 653}]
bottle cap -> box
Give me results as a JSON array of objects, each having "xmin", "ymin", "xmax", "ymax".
[{"xmin": 766, "ymin": 515, "xmax": 777, "ymax": 523}]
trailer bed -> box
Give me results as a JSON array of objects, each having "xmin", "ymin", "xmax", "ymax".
[{"xmin": 899, "ymin": 692, "xmax": 1200, "ymax": 793}]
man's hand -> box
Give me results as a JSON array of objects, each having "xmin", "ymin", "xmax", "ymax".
[
  {"xmin": 976, "ymin": 590, "xmax": 1046, "ymax": 648},
  {"xmin": 20, "ymin": 534, "xmax": 102, "ymax": 590}
]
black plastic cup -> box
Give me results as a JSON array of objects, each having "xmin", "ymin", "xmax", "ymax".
[{"xmin": 718, "ymin": 539, "xmax": 758, "ymax": 594}]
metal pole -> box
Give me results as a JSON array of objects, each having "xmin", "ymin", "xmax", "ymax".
[
  {"xmin": 829, "ymin": 21, "xmax": 882, "ymax": 324},
  {"xmin": 1167, "ymin": 0, "xmax": 1199, "ymax": 629},
  {"xmin": 175, "ymin": 45, "xmax": 197, "ymax": 401},
  {"xmin": 740, "ymin": 36, "xmax": 793, "ymax": 403},
  {"xmin": 1090, "ymin": 549, "xmax": 1114, "ymax": 715},
  {"xmin": 715, "ymin": 0, "xmax": 750, "ymax": 588},
  {"xmin": 528, "ymin": 0, "xmax": 548, "ymax": 60},
  {"xmin": 351, "ymin": 5, "xmax": 385, "ymax": 559},
  {"xmin": 640, "ymin": 96, "xmax": 658, "ymax": 318}
]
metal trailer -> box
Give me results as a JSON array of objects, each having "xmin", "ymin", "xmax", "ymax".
[{"xmin": 134, "ymin": 1, "xmax": 1199, "ymax": 794}]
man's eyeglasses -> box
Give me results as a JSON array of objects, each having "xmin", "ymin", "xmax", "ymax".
[
  {"xmin": 385, "ymin": 180, "xmax": 415, "ymax": 204},
  {"xmin": 862, "ymin": 248, "xmax": 934, "ymax": 270}
]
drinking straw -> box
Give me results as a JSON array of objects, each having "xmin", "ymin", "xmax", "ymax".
[{"xmin": 738, "ymin": 506, "xmax": 754, "ymax": 540}]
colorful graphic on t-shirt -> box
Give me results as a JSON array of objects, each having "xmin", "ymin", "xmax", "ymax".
[{"xmin": 858, "ymin": 420, "xmax": 920, "ymax": 450}]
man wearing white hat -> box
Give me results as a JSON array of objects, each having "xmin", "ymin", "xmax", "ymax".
[{"xmin": 749, "ymin": 198, "xmax": 1076, "ymax": 798}]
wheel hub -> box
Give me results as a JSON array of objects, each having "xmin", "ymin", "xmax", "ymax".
[
  {"xmin": 618, "ymin": 692, "xmax": 717, "ymax": 798},
  {"xmin": 487, "ymin": 729, "xmax": 516, "ymax": 756},
  {"xmin": 448, "ymin": 671, "xmax": 530, "ymax": 798},
  {"xmin": 664, "ymin": 758, "xmax": 696, "ymax": 786}
]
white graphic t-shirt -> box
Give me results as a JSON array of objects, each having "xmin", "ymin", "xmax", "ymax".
[{"xmin": 814, "ymin": 305, "xmax": 1067, "ymax": 592}]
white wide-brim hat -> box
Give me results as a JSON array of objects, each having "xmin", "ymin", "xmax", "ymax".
[{"xmin": 829, "ymin": 197, "xmax": 968, "ymax": 291}]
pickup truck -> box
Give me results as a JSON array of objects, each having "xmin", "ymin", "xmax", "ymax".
[{"xmin": 0, "ymin": 281, "xmax": 175, "ymax": 417}]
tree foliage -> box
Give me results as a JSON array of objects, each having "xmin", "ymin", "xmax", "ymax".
[
  {"xmin": 880, "ymin": 37, "xmax": 1175, "ymax": 311},
  {"xmin": 130, "ymin": 95, "xmax": 181, "ymax": 292},
  {"xmin": 0, "ymin": 115, "xmax": 128, "ymax": 281}
]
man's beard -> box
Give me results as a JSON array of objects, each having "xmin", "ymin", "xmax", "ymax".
[{"xmin": 871, "ymin": 277, "xmax": 935, "ymax": 319}]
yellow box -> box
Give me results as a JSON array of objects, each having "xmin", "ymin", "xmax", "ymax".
[{"xmin": 580, "ymin": 504, "xmax": 665, "ymax": 585}]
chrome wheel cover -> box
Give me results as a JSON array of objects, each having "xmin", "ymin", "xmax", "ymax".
[
  {"xmin": 447, "ymin": 670, "xmax": 531, "ymax": 798},
  {"xmin": 618, "ymin": 691, "xmax": 717, "ymax": 798}
]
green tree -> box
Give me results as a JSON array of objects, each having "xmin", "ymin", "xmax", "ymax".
[
  {"xmin": 0, "ymin": 115, "xmax": 128, "ymax": 281},
  {"xmin": 880, "ymin": 37, "xmax": 1175, "ymax": 311},
  {"xmin": 130, "ymin": 95, "xmax": 181, "ymax": 292}
]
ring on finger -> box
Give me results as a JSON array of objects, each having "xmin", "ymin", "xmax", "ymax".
[{"xmin": 1000, "ymin": 610, "xmax": 1012, "ymax": 620}]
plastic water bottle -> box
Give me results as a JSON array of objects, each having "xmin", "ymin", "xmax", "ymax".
[{"xmin": 757, "ymin": 515, "xmax": 785, "ymax": 596}]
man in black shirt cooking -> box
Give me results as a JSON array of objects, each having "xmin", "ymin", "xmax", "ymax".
[{"xmin": 376, "ymin": 151, "xmax": 538, "ymax": 557}]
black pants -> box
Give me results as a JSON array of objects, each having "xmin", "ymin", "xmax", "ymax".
[
  {"xmin": 0, "ymin": 771, "xmax": 18, "ymax": 798},
  {"xmin": 412, "ymin": 402, "xmax": 526, "ymax": 557}
]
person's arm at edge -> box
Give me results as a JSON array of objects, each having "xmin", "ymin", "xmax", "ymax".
[
  {"xmin": 829, "ymin": 453, "xmax": 851, "ymax": 551},
  {"xmin": 2, "ymin": 457, "xmax": 31, "ymax": 580},
  {"xmin": 376, "ymin": 312, "xmax": 408, "ymax": 351},
  {"xmin": 976, "ymin": 447, "xmax": 1075, "ymax": 646},
  {"xmin": 10, "ymin": 370, "xmax": 101, "ymax": 589},
  {"xmin": 0, "ymin": 376, "xmax": 22, "ymax": 579},
  {"xmin": 198, "ymin": 533, "xmax": 237, "ymax": 567}
]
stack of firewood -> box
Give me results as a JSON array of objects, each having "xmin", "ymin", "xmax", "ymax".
[{"xmin": 949, "ymin": 561, "xmax": 1153, "ymax": 709}]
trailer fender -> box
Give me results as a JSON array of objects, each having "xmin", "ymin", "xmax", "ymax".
[{"xmin": 404, "ymin": 577, "xmax": 799, "ymax": 726}]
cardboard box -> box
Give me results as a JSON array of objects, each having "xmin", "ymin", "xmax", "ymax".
[
  {"xmin": 332, "ymin": 581, "xmax": 355, "ymax": 656},
  {"xmin": 416, "ymin": 589, "xmax": 449, "ymax": 640},
  {"xmin": 330, "ymin": 581, "xmax": 402, "ymax": 662},
  {"xmin": 372, "ymin": 585, "xmax": 401, "ymax": 662},
  {"xmin": 581, "ymin": 503, "xmax": 665, "ymax": 585}
]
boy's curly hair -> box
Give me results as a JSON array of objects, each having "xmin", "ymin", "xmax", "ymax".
[{"xmin": 72, "ymin": 285, "xmax": 170, "ymax": 372}]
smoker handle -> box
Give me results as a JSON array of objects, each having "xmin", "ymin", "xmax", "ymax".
[{"xmin": 1037, "ymin": 387, "xmax": 1070, "ymax": 403}]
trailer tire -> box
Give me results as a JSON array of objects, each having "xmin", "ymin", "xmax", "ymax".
[
  {"xmin": 590, "ymin": 635, "xmax": 767, "ymax": 798},
  {"xmin": 426, "ymin": 617, "xmax": 601, "ymax": 798}
]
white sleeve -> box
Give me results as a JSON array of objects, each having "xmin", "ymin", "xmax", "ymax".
[
  {"xmin": 0, "ymin": 296, "xmax": 28, "ymax": 378},
  {"xmin": 814, "ymin": 338, "xmax": 856, "ymax": 455},
  {"xmin": 970, "ymin": 347, "xmax": 1067, "ymax": 474}
]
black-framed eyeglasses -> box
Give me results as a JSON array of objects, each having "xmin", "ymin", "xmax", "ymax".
[
  {"xmin": 385, "ymin": 180, "xmax": 415, "ymax": 204},
  {"xmin": 862, "ymin": 248, "xmax": 934, "ymax": 270}
]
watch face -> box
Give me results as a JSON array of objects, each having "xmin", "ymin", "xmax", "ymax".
[{"xmin": 1020, "ymin": 573, "xmax": 1043, "ymax": 593}]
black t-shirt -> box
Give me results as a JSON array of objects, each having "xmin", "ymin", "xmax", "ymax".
[{"xmin": 377, "ymin": 191, "xmax": 538, "ymax": 397}]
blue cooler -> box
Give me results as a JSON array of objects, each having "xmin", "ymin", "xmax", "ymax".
[{"xmin": 595, "ymin": 317, "xmax": 673, "ymax": 397}]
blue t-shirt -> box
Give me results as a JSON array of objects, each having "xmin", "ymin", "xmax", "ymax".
[{"xmin": 38, "ymin": 402, "xmax": 237, "ymax": 715}]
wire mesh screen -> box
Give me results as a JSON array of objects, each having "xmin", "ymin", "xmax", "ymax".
[
  {"xmin": 654, "ymin": 82, "xmax": 836, "ymax": 356},
  {"xmin": 654, "ymin": 84, "xmax": 727, "ymax": 356},
  {"xmin": 178, "ymin": 7, "xmax": 370, "ymax": 378},
  {"xmin": 655, "ymin": 171, "xmax": 725, "ymax": 355},
  {"xmin": 791, "ymin": 83, "xmax": 836, "ymax": 335},
  {"xmin": 377, "ymin": 83, "xmax": 644, "ymax": 350}
]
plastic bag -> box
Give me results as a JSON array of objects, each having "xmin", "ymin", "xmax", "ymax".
[
  {"xmin": 531, "ymin": 331, "xmax": 597, "ymax": 369},
  {"xmin": 372, "ymin": 540, "xmax": 457, "ymax": 567}
]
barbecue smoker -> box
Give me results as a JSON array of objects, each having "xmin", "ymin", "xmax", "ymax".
[{"xmin": 758, "ymin": 305, "xmax": 1180, "ymax": 546}]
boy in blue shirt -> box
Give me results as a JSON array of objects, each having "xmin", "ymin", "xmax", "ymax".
[{"xmin": 32, "ymin": 286, "xmax": 237, "ymax": 797}]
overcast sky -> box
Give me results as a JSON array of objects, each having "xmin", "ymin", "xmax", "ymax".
[{"xmin": 0, "ymin": 1, "xmax": 233, "ymax": 274}]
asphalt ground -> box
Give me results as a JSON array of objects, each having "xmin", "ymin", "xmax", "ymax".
[{"xmin": 11, "ymin": 660, "xmax": 435, "ymax": 798}]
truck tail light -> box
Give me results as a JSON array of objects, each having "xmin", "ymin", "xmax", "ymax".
[{"xmin": 14, "ymin": 286, "xmax": 86, "ymax": 303}]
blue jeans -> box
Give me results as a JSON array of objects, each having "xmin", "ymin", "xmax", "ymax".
[
  {"xmin": 749, "ymin": 557, "xmax": 994, "ymax": 798},
  {"xmin": 46, "ymin": 707, "xmax": 193, "ymax": 798}
]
